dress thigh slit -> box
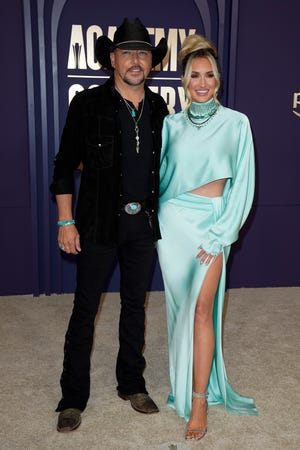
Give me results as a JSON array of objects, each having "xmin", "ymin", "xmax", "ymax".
[{"xmin": 157, "ymin": 192, "xmax": 258, "ymax": 420}]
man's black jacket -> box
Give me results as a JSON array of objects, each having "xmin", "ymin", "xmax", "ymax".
[{"xmin": 50, "ymin": 76, "xmax": 169, "ymax": 244}]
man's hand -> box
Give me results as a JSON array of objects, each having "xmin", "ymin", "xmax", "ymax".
[{"xmin": 58, "ymin": 225, "xmax": 81, "ymax": 254}]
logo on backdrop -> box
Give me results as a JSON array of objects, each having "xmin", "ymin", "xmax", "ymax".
[
  {"xmin": 66, "ymin": 23, "xmax": 197, "ymax": 113},
  {"xmin": 292, "ymin": 92, "xmax": 300, "ymax": 118}
]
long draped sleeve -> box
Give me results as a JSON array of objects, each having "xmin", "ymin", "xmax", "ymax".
[{"xmin": 199, "ymin": 115, "xmax": 255, "ymax": 255}]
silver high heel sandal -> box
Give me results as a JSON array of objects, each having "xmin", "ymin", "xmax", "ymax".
[{"xmin": 185, "ymin": 391, "xmax": 208, "ymax": 441}]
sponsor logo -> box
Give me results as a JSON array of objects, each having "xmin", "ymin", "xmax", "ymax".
[{"xmin": 292, "ymin": 92, "xmax": 300, "ymax": 118}]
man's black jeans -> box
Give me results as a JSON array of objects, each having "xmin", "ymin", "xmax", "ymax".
[{"xmin": 56, "ymin": 212, "xmax": 155, "ymax": 412}]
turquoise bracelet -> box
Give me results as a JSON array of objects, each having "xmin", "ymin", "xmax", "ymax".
[{"xmin": 57, "ymin": 219, "xmax": 75, "ymax": 227}]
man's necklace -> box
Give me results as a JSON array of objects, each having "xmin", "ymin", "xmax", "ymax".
[
  {"xmin": 123, "ymin": 97, "xmax": 145, "ymax": 154},
  {"xmin": 116, "ymin": 89, "xmax": 145, "ymax": 154}
]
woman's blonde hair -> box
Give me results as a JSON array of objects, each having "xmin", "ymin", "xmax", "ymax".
[{"xmin": 178, "ymin": 34, "xmax": 221, "ymax": 107}]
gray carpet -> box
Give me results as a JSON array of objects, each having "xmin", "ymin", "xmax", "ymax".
[{"xmin": 0, "ymin": 287, "xmax": 299, "ymax": 450}]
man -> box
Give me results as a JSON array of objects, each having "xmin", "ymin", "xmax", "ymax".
[{"xmin": 50, "ymin": 17, "xmax": 169, "ymax": 432}]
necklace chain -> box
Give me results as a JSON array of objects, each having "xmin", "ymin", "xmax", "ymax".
[
  {"xmin": 116, "ymin": 88, "xmax": 145, "ymax": 154},
  {"xmin": 185, "ymin": 104, "xmax": 219, "ymax": 128},
  {"xmin": 185, "ymin": 101, "xmax": 219, "ymax": 129},
  {"xmin": 186, "ymin": 109, "xmax": 216, "ymax": 128}
]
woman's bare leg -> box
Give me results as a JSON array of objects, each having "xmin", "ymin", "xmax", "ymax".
[{"xmin": 186, "ymin": 254, "xmax": 223, "ymax": 440}]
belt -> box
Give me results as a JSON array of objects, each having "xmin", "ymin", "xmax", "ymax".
[{"xmin": 123, "ymin": 202, "xmax": 143, "ymax": 215}]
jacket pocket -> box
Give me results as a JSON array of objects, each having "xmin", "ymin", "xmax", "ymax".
[{"xmin": 85, "ymin": 135, "xmax": 114, "ymax": 169}]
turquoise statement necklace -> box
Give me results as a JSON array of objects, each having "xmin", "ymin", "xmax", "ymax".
[{"xmin": 185, "ymin": 98, "xmax": 219, "ymax": 129}]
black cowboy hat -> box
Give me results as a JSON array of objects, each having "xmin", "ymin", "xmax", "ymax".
[{"xmin": 95, "ymin": 17, "xmax": 168, "ymax": 70}]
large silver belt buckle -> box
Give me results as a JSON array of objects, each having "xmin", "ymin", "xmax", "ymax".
[{"xmin": 124, "ymin": 202, "xmax": 142, "ymax": 215}]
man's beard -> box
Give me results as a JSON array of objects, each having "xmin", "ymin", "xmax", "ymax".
[{"xmin": 123, "ymin": 67, "xmax": 146, "ymax": 86}]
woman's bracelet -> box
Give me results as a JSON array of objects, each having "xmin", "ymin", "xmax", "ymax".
[{"xmin": 57, "ymin": 219, "xmax": 75, "ymax": 227}]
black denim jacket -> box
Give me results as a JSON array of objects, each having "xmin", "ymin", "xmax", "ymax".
[{"xmin": 50, "ymin": 76, "xmax": 169, "ymax": 244}]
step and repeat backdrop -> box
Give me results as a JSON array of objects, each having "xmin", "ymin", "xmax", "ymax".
[
  {"xmin": 19, "ymin": 0, "xmax": 299, "ymax": 294},
  {"xmin": 23, "ymin": 0, "xmax": 240, "ymax": 294}
]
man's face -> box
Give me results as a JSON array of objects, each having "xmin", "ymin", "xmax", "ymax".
[{"xmin": 110, "ymin": 48, "xmax": 152, "ymax": 87}]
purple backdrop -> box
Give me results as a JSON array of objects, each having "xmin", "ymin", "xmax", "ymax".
[{"xmin": 0, "ymin": 0, "xmax": 299, "ymax": 295}]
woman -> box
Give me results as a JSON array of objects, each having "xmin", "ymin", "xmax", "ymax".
[{"xmin": 157, "ymin": 34, "xmax": 258, "ymax": 441}]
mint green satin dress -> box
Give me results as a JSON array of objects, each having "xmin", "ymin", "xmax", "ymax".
[{"xmin": 157, "ymin": 102, "xmax": 258, "ymax": 420}]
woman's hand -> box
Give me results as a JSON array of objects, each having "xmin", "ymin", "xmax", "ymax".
[
  {"xmin": 58, "ymin": 225, "xmax": 81, "ymax": 255},
  {"xmin": 196, "ymin": 247, "xmax": 217, "ymax": 265}
]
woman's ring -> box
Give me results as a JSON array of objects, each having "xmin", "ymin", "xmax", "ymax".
[{"xmin": 60, "ymin": 246, "xmax": 65, "ymax": 251}]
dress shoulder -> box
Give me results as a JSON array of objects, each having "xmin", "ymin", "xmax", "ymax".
[
  {"xmin": 220, "ymin": 105, "xmax": 250, "ymax": 125},
  {"xmin": 163, "ymin": 110, "xmax": 185, "ymax": 125}
]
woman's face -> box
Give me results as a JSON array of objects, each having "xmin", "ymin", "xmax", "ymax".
[{"xmin": 188, "ymin": 57, "xmax": 217, "ymax": 103}]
